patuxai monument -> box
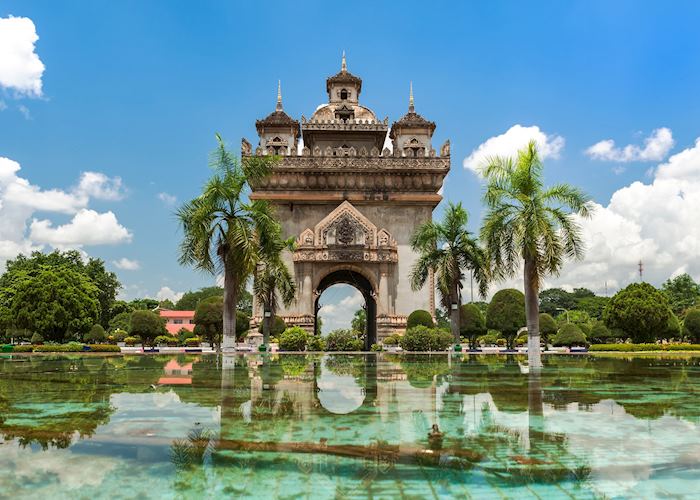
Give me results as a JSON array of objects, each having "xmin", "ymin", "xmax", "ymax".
[{"xmin": 243, "ymin": 55, "xmax": 450, "ymax": 348}]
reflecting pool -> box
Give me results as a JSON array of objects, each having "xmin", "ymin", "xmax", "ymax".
[{"xmin": 1, "ymin": 353, "xmax": 699, "ymax": 499}]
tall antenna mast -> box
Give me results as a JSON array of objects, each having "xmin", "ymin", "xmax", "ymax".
[{"xmin": 638, "ymin": 260, "xmax": 644, "ymax": 281}]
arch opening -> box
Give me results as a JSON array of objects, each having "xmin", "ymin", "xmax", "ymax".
[{"xmin": 314, "ymin": 269, "xmax": 377, "ymax": 350}]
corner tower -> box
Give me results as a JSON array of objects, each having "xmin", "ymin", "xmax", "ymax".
[{"xmin": 244, "ymin": 56, "xmax": 450, "ymax": 346}]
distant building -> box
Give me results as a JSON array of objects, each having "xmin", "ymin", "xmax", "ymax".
[{"xmin": 159, "ymin": 309, "xmax": 195, "ymax": 335}]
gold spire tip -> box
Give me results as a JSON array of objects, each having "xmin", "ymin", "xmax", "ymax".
[{"xmin": 341, "ymin": 50, "xmax": 347, "ymax": 72}]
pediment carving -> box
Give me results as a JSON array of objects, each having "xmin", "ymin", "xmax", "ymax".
[{"xmin": 293, "ymin": 201, "xmax": 398, "ymax": 263}]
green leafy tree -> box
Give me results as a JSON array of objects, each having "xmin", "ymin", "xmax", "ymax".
[
  {"xmin": 5, "ymin": 266, "xmax": 100, "ymax": 342},
  {"xmin": 158, "ymin": 299, "xmax": 176, "ymax": 310},
  {"xmin": 193, "ymin": 296, "xmax": 224, "ymax": 349},
  {"xmin": 577, "ymin": 295, "xmax": 610, "ymax": 320},
  {"xmin": 603, "ymin": 283, "xmax": 671, "ymax": 343},
  {"xmin": 108, "ymin": 311, "xmax": 131, "ymax": 333},
  {"xmin": 109, "ymin": 300, "xmax": 133, "ymax": 317},
  {"xmin": 552, "ymin": 323, "xmax": 587, "ymax": 347},
  {"xmin": 30, "ymin": 332, "xmax": 44, "ymax": 344},
  {"xmin": 683, "ymin": 308, "xmax": 700, "ymax": 343},
  {"xmin": 129, "ymin": 298, "xmax": 159, "ymax": 311},
  {"xmin": 589, "ymin": 321, "xmax": 615, "ymax": 344},
  {"xmin": 85, "ymin": 324, "xmax": 106, "ymax": 344},
  {"xmin": 486, "ymin": 289, "xmax": 526, "ymax": 350},
  {"xmin": 480, "ymin": 141, "xmax": 592, "ymax": 367},
  {"xmin": 538, "ymin": 313, "xmax": 557, "ymax": 345},
  {"xmin": 538, "ymin": 288, "xmax": 577, "ymax": 316},
  {"xmin": 410, "ymin": 202, "xmax": 488, "ymax": 344},
  {"xmin": 175, "ymin": 286, "xmax": 224, "ymax": 310},
  {"xmin": 254, "ymin": 228, "xmax": 296, "ymax": 348},
  {"xmin": 129, "ymin": 310, "xmax": 166, "ymax": 346},
  {"xmin": 0, "ymin": 250, "xmax": 119, "ymax": 331},
  {"xmin": 325, "ymin": 329, "xmax": 363, "ymax": 351},
  {"xmin": 460, "ymin": 303, "xmax": 486, "ymax": 349},
  {"xmin": 406, "ymin": 310, "xmax": 434, "ymax": 329},
  {"xmin": 662, "ymin": 273, "xmax": 700, "ymax": 317},
  {"xmin": 664, "ymin": 313, "xmax": 681, "ymax": 341},
  {"xmin": 351, "ymin": 309, "xmax": 367, "ymax": 335},
  {"xmin": 177, "ymin": 134, "xmax": 277, "ymax": 350}
]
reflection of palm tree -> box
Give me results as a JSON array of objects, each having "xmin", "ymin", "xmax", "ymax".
[{"xmin": 170, "ymin": 426, "xmax": 214, "ymax": 471}]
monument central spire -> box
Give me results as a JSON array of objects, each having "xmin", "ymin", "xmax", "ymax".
[{"xmin": 276, "ymin": 80, "xmax": 283, "ymax": 111}]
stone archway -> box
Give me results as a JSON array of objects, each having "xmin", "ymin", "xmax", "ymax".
[{"xmin": 314, "ymin": 269, "xmax": 377, "ymax": 349}]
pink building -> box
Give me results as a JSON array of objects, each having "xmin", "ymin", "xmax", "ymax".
[{"xmin": 159, "ymin": 310, "xmax": 195, "ymax": 335}]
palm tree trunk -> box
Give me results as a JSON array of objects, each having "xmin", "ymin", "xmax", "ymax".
[
  {"xmin": 523, "ymin": 255, "xmax": 542, "ymax": 369},
  {"xmin": 450, "ymin": 283, "xmax": 461, "ymax": 345},
  {"xmin": 222, "ymin": 264, "xmax": 238, "ymax": 353}
]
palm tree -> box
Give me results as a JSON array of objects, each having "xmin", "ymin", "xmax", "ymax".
[
  {"xmin": 480, "ymin": 140, "xmax": 592, "ymax": 369},
  {"xmin": 253, "ymin": 231, "xmax": 296, "ymax": 348},
  {"xmin": 178, "ymin": 134, "xmax": 278, "ymax": 351},
  {"xmin": 410, "ymin": 202, "xmax": 488, "ymax": 344}
]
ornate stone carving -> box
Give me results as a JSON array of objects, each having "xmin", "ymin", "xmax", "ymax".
[
  {"xmin": 302, "ymin": 146, "xmax": 310, "ymax": 156},
  {"xmin": 382, "ymin": 148, "xmax": 391, "ymax": 157},
  {"xmin": 371, "ymin": 146, "xmax": 380, "ymax": 157},
  {"xmin": 241, "ymin": 138, "xmax": 252, "ymax": 156},
  {"xmin": 359, "ymin": 146, "xmax": 368, "ymax": 156},
  {"xmin": 293, "ymin": 201, "xmax": 398, "ymax": 263},
  {"xmin": 440, "ymin": 140, "xmax": 450, "ymax": 157}
]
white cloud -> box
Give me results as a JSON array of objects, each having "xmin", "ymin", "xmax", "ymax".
[
  {"xmin": 318, "ymin": 286, "xmax": 364, "ymax": 333},
  {"xmin": 463, "ymin": 124, "xmax": 565, "ymax": 173},
  {"xmin": 158, "ymin": 192, "xmax": 177, "ymax": 206},
  {"xmin": 112, "ymin": 257, "xmax": 140, "ymax": 270},
  {"xmin": 0, "ymin": 156, "xmax": 131, "ymax": 270},
  {"xmin": 543, "ymin": 137, "xmax": 700, "ymax": 294},
  {"xmin": 0, "ymin": 16, "xmax": 44, "ymax": 97},
  {"xmin": 156, "ymin": 286, "xmax": 183, "ymax": 303},
  {"xmin": 30, "ymin": 209, "xmax": 132, "ymax": 246},
  {"xmin": 586, "ymin": 128, "xmax": 674, "ymax": 163},
  {"xmin": 17, "ymin": 103, "xmax": 30, "ymax": 119},
  {"xmin": 77, "ymin": 171, "xmax": 125, "ymax": 201}
]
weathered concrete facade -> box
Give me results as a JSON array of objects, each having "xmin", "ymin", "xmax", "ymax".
[{"xmin": 244, "ymin": 55, "xmax": 449, "ymax": 345}]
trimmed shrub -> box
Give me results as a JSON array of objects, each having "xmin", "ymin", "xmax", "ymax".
[
  {"xmin": 683, "ymin": 308, "xmax": 700, "ymax": 343},
  {"xmin": 460, "ymin": 303, "xmax": 486, "ymax": 349},
  {"xmin": 589, "ymin": 321, "xmax": 618, "ymax": 344},
  {"xmin": 13, "ymin": 345, "xmax": 35, "ymax": 353},
  {"xmin": 325, "ymin": 329, "xmax": 364, "ymax": 351},
  {"xmin": 155, "ymin": 335, "xmax": 174, "ymax": 345},
  {"xmin": 539, "ymin": 313, "xmax": 557, "ymax": 345},
  {"xmin": 30, "ymin": 332, "xmax": 44, "ymax": 345},
  {"xmin": 370, "ymin": 343, "xmax": 383, "ymax": 352},
  {"xmin": 382, "ymin": 334, "xmax": 400, "ymax": 346},
  {"xmin": 407, "ymin": 310, "xmax": 434, "ymax": 329},
  {"xmin": 400, "ymin": 326, "xmax": 452, "ymax": 352},
  {"xmin": 552, "ymin": 324, "xmax": 587, "ymax": 347},
  {"xmin": 177, "ymin": 328, "xmax": 196, "ymax": 344},
  {"xmin": 514, "ymin": 331, "xmax": 528, "ymax": 346},
  {"xmin": 33, "ymin": 344, "xmax": 84, "ymax": 352},
  {"xmin": 184, "ymin": 337, "xmax": 201, "ymax": 347},
  {"xmin": 85, "ymin": 324, "xmax": 106, "ymax": 344},
  {"xmin": 589, "ymin": 343, "xmax": 700, "ymax": 352},
  {"xmin": 112, "ymin": 329, "xmax": 128, "ymax": 342},
  {"xmin": 478, "ymin": 331, "xmax": 501, "ymax": 346},
  {"xmin": 89, "ymin": 344, "xmax": 121, "ymax": 352},
  {"xmin": 123, "ymin": 336, "xmax": 139, "ymax": 346},
  {"xmin": 486, "ymin": 289, "xmax": 525, "ymax": 349},
  {"xmin": 307, "ymin": 336, "xmax": 326, "ymax": 351},
  {"xmin": 279, "ymin": 327, "xmax": 309, "ymax": 351}
]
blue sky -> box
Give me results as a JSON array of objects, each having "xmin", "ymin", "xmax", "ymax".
[{"xmin": 2, "ymin": 1, "xmax": 700, "ymax": 325}]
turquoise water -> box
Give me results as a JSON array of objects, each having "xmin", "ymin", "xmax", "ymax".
[{"xmin": 0, "ymin": 353, "xmax": 699, "ymax": 499}]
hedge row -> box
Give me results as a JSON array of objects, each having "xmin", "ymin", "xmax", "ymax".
[
  {"xmin": 589, "ymin": 343, "xmax": 700, "ymax": 352},
  {"xmin": 4, "ymin": 344, "xmax": 121, "ymax": 353}
]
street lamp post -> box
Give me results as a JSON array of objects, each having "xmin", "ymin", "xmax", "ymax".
[{"xmin": 556, "ymin": 307, "xmax": 570, "ymax": 323}]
